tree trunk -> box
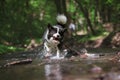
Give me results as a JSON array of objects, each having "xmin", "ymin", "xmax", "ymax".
[
  {"xmin": 106, "ymin": 6, "xmax": 111, "ymax": 22},
  {"xmin": 54, "ymin": 0, "xmax": 63, "ymax": 14},
  {"xmin": 62, "ymin": 0, "xmax": 67, "ymax": 14},
  {"xmin": 94, "ymin": 0, "xmax": 102, "ymax": 24},
  {"xmin": 75, "ymin": 0, "xmax": 95, "ymax": 35},
  {"xmin": 94, "ymin": 0, "xmax": 97, "ymax": 25}
]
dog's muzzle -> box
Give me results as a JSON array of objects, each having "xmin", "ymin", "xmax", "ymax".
[{"xmin": 53, "ymin": 35, "xmax": 61, "ymax": 41}]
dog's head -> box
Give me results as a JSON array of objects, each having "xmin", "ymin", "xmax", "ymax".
[
  {"xmin": 47, "ymin": 24, "xmax": 66, "ymax": 44},
  {"xmin": 43, "ymin": 14, "xmax": 67, "ymax": 44}
]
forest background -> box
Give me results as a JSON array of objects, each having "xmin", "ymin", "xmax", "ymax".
[{"xmin": 0, "ymin": 0, "xmax": 120, "ymax": 54}]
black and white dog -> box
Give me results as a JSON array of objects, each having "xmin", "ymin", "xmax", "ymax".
[{"xmin": 43, "ymin": 14, "xmax": 67, "ymax": 59}]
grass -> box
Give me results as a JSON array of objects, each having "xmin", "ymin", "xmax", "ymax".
[
  {"xmin": 0, "ymin": 38, "xmax": 42, "ymax": 55},
  {"xmin": 0, "ymin": 44, "xmax": 25, "ymax": 55},
  {"xmin": 77, "ymin": 31, "xmax": 109, "ymax": 43}
]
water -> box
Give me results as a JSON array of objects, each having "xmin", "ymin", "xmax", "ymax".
[
  {"xmin": 1, "ymin": 60, "xmax": 120, "ymax": 80},
  {"xmin": 0, "ymin": 48, "xmax": 120, "ymax": 80}
]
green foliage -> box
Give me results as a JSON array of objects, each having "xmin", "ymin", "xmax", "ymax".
[
  {"xmin": 0, "ymin": 44, "xmax": 24, "ymax": 54},
  {"xmin": 0, "ymin": 0, "xmax": 57, "ymax": 45},
  {"xmin": 0, "ymin": 0, "xmax": 59, "ymax": 54},
  {"xmin": 0, "ymin": 0, "xmax": 119, "ymax": 54},
  {"xmin": 78, "ymin": 31, "xmax": 109, "ymax": 43},
  {"xmin": 68, "ymin": 0, "xmax": 76, "ymax": 13}
]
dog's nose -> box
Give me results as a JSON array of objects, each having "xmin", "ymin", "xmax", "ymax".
[{"xmin": 57, "ymin": 35, "xmax": 60, "ymax": 38}]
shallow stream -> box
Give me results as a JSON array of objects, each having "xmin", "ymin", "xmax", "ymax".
[{"xmin": 0, "ymin": 48, "xmax": 120, "ymax": 80}]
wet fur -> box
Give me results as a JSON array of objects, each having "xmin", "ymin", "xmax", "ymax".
[{"xmin": 43, "ymin": 15, "xmax": 67, "ymax": 59}]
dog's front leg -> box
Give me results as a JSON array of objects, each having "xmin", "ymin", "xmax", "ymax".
[
  {"xmin": 51, "ymin": 47, "xmax": 64, "ymax": 59},
  {"xmin": 44, "ymin": 43, "xmax": 51, "ymax": 57},
  {"xmin": 56, "ymin": 47, "xmax": 60, "ymax": 58},
  {"xmin": 50, "ymin": 47, "xmax": 60, "ymax": 59}
]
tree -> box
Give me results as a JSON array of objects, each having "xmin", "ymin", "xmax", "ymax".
[{"xmin": 75, "ymin": 0, "xmax": 95, "ymax": 35}]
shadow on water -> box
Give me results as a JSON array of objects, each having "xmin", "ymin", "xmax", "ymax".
[{"xmin": 0, "ymin": 48, "xmax": 120, "ymax": 80}]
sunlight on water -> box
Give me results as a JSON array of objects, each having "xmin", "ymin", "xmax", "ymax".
[{"xmin": 45, "ymin": 64, "xmax": 62, "ymax": 80}]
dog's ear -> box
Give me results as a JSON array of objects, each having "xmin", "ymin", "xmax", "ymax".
[{"xmin": 47, "ymin": 23, "xmax": 53, "ymax": 30}]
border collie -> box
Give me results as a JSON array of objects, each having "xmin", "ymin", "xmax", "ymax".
[{"xmin": 43, "ymin": 14, "xmax": 67, "ymax": 59}]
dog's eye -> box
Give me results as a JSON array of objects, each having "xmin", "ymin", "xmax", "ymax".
[
  {"xmin": 49, "ymin": 29, "xmax": 57, "ymax": 34},
  {"xmin": 59, "ymin": 30, "xmax": 64, "ymax": 35},
  {"xmin": 60, "ymin": 30, "xmax": 63, "ymax": 33},
  {"xmin": 53, "ymin": 28, "xmax": 57, "ymax": 32}
]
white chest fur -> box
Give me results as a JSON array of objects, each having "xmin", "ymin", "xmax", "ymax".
[{"xmin": 44, "ymin": 41, "xmax": 59, "ymax": 53}]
